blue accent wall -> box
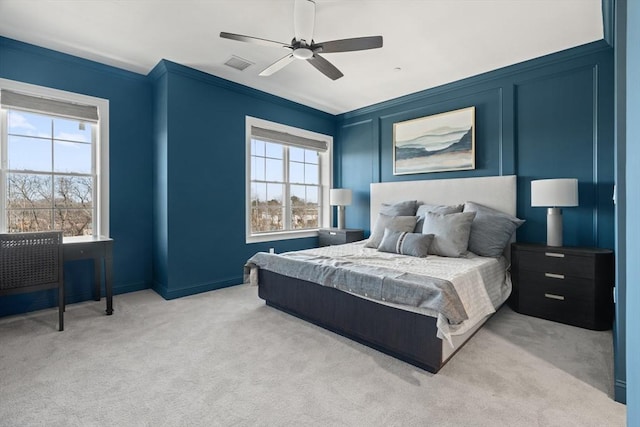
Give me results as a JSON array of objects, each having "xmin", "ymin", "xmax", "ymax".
[
  {"xmin": 335, "ymin": 40, "xmax": 621, "ymax": 400},
  {"xmin": 335, "ymin": 42, "xmax": 615, "ymax": 253},
  {"xmin": 148, "ymin": 60, "xmax": 335, "ymax": 299},
  {"xmin": 0, "ymin": 37, "xmax": 154, "ymax": 315},
  {"xmin": 152, "ymin": 71, "xmax": 170, "ymax": 292}
]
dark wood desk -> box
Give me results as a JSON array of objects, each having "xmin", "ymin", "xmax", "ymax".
[{"xmin": 63, "ymin": 236, "xmax": 113, "ymax": 315}]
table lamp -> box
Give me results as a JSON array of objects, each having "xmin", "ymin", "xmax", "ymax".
[
  {"xmin": 531, "ymin": 178, "xmax": 578, "ymax": 247},
  {"xmin": 329, "ymin": 188, "xmax": 352, "ymax": 229}
]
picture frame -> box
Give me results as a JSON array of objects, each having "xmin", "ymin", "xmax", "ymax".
[{"xmin": 393, "ymin": 106, "xmax": 475, "ymax": 175}]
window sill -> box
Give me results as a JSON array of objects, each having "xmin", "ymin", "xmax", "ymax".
[{"xmin": 246, "ymin": 229, "xmax": 320, "ymax": 244}]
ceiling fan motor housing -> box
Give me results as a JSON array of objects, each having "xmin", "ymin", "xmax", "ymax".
[{"xmin": 293, "ymin": 48, "xmax": 313, "ymax": 60}]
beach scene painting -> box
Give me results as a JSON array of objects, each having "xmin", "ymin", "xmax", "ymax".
[{"xmin": 393, "ymin": 106, "xmax": 475, "ymax": 175}]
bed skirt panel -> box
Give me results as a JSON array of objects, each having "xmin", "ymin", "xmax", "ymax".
[{"xmin": 258, "ymin": 269, "xmax": 444, "ymax": 373}]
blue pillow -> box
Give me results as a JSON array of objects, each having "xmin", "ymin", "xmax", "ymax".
[
  {"xmin": 380, "ymin": 200, "xmax": 418, "ymax": 216},
  {"xmin": 422, "ymin": 211, "xmax": 476, "ymax": 257},
  {"xmin": 463, "ymin": 201, "xmax": 525, "ymax": 257},
  {"xmin": 414, "ymin": 203, "xmax": 464, "ymax": 233}
]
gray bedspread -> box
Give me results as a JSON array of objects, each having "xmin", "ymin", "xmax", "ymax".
[{"xmin": 245, "ymin": 251, "xmax": 469, "ymax": 325}]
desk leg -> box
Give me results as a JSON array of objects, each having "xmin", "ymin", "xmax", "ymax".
[
  {"xmin": 105, "ymin": 255, "xmax": 113, "ymax": 315},
  {"xmin": 93, "ymin": 258, "xmax": 101, "ymax": 301},
  {"xmin": 59, "ymin": 282, "xmax": 64, "ymax": 332}
]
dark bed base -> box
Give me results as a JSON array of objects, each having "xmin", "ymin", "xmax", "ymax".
[{"xmin": 258, "ymin": 269, "xmax": 445, "ymax": 373}]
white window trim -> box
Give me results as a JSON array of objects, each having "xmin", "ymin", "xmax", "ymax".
[
  {"xmin": 246, "ymin": 116, "xmax": 332, "ymax": 244},
  {"xmin": 0, "ymin": 78, "xmax": 109, "ymax": 238}
]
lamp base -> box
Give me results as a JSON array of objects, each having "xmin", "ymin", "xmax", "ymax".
[
  {"xmin": 546, "ymin": 207, "xmax": 563, "ymax": 247},
  {"xmin": 337, "ymin": 206, "xmax": 346, "ymax": 229}
]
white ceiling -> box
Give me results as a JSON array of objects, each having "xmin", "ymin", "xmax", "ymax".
[{"xmin": 0, "ymin": 0, "xmax": 603, "ymax": 115}]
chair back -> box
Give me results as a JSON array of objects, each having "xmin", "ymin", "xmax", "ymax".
[{"xmin": 0, "ymin": 231, "xmax": 64, "ymax": 292}]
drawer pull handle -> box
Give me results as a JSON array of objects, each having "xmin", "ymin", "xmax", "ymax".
[
  {"xmin": 329, "ymin": 232, "xmax": 337, "ymax": 235},
  {"xmin": 545, "ymin": 293, "xmax": 565, "ymax": 301},
  {"xmin": 545, "ymin": 273, "xmax": 565, "ymax": 279},
  {"xmin": 545, "ymin": 252, "xmax": 565, "ymax": 258}
]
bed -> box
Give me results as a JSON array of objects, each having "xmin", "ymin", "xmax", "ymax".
[{"xmin": 247, "ymin": 175, "xmax": 518, "ymax": 373}]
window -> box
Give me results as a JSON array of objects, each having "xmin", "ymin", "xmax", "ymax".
[
  {"xmin": 246, "ymin": 116, "xmax": 332, "ymax": 243},
  {"xmin": 0, "ymin": 79, "xmax": 109, "ymax": 238}
]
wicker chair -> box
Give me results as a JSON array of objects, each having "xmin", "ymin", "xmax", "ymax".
[{"xmin": 0, "ymin": 231, "xmax": 65, "ymax": 331}]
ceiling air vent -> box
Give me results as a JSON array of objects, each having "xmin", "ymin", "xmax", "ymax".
[{"xmin": 224, "ymin": 55, "xmax": 253, "ymax": 71}]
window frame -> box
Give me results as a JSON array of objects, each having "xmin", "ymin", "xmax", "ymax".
[
  {"xmin": 0, "ymin": 78, "xmax": 109, "ymax": 238},
  {"xmin": 246, "ymin": 116, "xmax": 332, "ymax": 243}
]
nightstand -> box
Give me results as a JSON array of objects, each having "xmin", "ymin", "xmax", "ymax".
[
  {"xmin": 318, "ymin": 228, "xmax": 364, "ymax": 247},
  {"xmin": 510, "ymin": 243, "xmax": 614, "ymax": 330}
]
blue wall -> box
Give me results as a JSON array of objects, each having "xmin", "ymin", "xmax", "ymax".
[
  {"xmin": 148, "ymin": 60, "xmax": 335, "ymax": 299},
  {"xmin": 0, "ymin": 37, "xmax": 154, "ymax": 315},
  {"xmin": 335, "ymin": 41, "xmax": 615, "ymax": 253},
  {"xmin": 0, "ymin": 37, "xmax": 334, "ymax": 312}
]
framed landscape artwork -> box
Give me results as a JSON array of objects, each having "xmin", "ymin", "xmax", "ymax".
[{"xmin": 393, "ymin": 106, "xmax": 475, "ymax": 175}]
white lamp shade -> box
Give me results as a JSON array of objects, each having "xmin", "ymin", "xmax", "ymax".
[
  {"xmin": 531, "ymin": 179, "xmax": 579, "ymax": 207},
  {"xmin": 329, "ymin": 188, "xmax": 352, "ymax": 206}
]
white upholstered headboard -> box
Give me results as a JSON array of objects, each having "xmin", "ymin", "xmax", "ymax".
[{"xmin": 370, "ymin": 175, "xmax": 517, "ymax": 229}]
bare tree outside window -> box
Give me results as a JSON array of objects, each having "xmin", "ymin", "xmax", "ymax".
[
  {"xmin": 4, "ymin": 110, "xmax": 95, "ymax": 237},
  {"xmin": 250, "ymin": 139, "xmax": 321, "ymax": 235}
]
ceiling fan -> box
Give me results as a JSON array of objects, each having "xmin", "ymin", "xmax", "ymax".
[{"xmin": 220, "ymin": 0, "xmax": 383, "ymax": 80}]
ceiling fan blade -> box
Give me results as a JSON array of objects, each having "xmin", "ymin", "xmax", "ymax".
[
  {"xmin": 220, "ymin": 32, "xmax": 290, "ymax": 49},
  {"xmin": 315, "ymin": 36, "xmax": 383, "ymax": 53},
  {"xmin": 259, "ymin": 54, "xmax": 296, "ymax": 76},
  {"xmin": 294, "ymin": 0, "xmax": 315, "ymax": 44},
  {"xmin": 307, "ymin": 54, "xmax": 343, "ymax": 80}
]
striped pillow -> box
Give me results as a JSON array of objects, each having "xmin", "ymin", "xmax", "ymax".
[{"xmin": 377, "ymin": 229, "xmax": 434, "ymax": 258}]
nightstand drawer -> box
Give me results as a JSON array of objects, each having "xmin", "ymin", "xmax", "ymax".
[
  {"xmin": 516, "ymin": 271, "xmax": 594, "ymax": 300},
  {"xmin": 517, "ymin": 251, "xmax": 595, "ymax": 279},
  {"xmin": 318, "ymin": 228, "xmax": 364, "ymax": 247},
  {"xmin": 519, "ymin": 276, "xmax": 592, "ymax": 303},
  {"xmin": 518, "ymin": 292, "xmax": 595, "ymax": 329}
]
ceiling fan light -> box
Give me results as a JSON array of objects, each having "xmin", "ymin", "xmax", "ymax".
[{"xmin": 293, "ymin": 48, "xmax": 313, "ymax": 60}]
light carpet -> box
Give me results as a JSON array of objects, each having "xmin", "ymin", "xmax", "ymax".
[{"xmin": 0, "ymin": 284, "xmax": 626, "ymax": 426}]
